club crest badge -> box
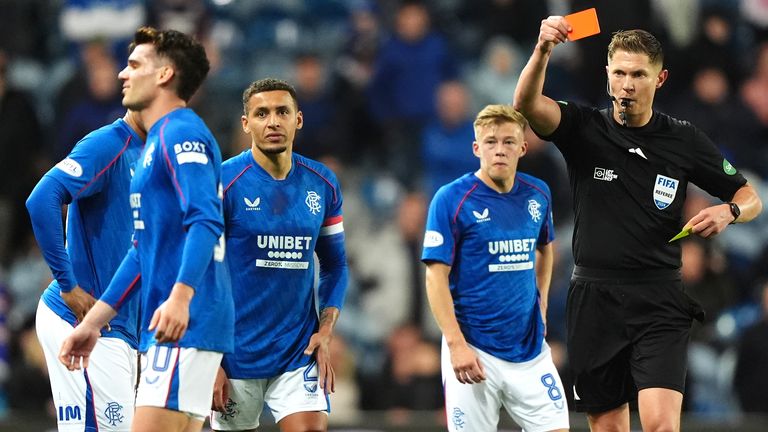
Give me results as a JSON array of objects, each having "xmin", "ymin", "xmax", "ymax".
[
  {"xmin": 305, "ymin": 191, "xmax": 322, "ymax": 214},
  {"xmin": 528, "ymin": 199, "xmax": 542, "ymax": 222},
  {"xmin": 653, "ymin": 174, "xmax": 679, "ymax": 210},
  {"xmin": 104, "ymin": 402, "xmax": 124, "ymax": 426}
]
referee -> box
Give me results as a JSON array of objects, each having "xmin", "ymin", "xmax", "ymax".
[{"xmin": 515, "ymin": 18, "xmax": 763, "ymax": 432}]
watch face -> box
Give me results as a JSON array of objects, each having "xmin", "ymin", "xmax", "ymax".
[{"xmin": 729, "ymin": 202, "xmax": 740, "ymax": 219}]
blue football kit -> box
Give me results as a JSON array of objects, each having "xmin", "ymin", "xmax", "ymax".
[
  {"xmin": 100, "ymin": 108, "xmax": 234, "ymax": 354},
  {"xmin": 28, "ymin": 117, "xmax": 143, "ymax": 347},
  {"xmin": 220, "ymin": 150, "xmax": 348, "ymax": 379},
  {"xmin": 421, "ymin": 172, "xmax": 555, "ymax": 362}
]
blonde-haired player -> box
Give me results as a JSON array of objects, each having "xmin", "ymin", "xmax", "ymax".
[{"xmin": 422, "ymin": 104, "xmax": 569, "ymax": 432}]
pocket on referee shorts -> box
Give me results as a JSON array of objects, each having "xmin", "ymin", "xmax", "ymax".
[{"xmin": 673, "ymin": 288, "xmax": 705, "ymax": 323}]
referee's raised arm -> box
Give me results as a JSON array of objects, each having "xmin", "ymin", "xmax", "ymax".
[{"xmin": 514, "ymin": 16, "xmax": 570, "ymax": 137}]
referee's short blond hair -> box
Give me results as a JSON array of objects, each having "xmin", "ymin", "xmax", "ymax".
[{"xmin": 473, "ymin": 105, "xmax": 528, "ymax": 138}]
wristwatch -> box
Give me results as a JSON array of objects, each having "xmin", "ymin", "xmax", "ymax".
[{"xmin": 727, "ymin": 202, "xmax": 740, "ymax": 224}]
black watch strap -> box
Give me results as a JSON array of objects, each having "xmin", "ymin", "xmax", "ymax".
[{"xmin": 728, "ymin": 202, "xmax": 740, "ymax": 224}]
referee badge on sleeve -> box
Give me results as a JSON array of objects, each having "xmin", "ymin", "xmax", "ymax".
[{"xmin": 653, "ymin": 174, "xmax": 679, "ymax": 210}]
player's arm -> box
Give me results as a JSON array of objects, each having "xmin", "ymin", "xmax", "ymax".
[
  {"xmin": 729, "ymin": 183, "xmax": 763, "ymax": 222},
  {"xmin": 149, "ymin": 223, "xmax": 218, "ymax": 344},
  {"xmin": 686, "ymin": 183, "xmax": 763, "ymax": 238},
  {"xmin": 211, "ymin": 366, "xmax": 231, "ymax": 412},
  {"xmin": 513, "ymin": 16, "xmax": 571, "ymax": 136},
  {"xmin": 314, "ymin": 219, "xmax": 348, "ymax": 314},
  {"xmin": 26, "ymin": 175, "xmax": 96, "ymax": 321},
  {"xmin": 304, "ymin": 213, "xmax": 349, "ymax": 394},
  {"xmin": 152, "ymin": 132, "xmax": 224, "ymax": 343},
  {"xmin": 304, "ymin": 307, "xmax": 340, "ymax": 395},
  {"xmin": 58, "ymin": 300, "xmax": 117, "ymax": 371},
  {"xmin": 535, "ymin": 242, "xmax": 555, "ymax": 331},
  {"xmin": 59, "ymin": 246, "xmax": 141, "ymax": 370},
  {"xmin": 425, "ymin": 261, "xmax": 485, "ymax": 384}
]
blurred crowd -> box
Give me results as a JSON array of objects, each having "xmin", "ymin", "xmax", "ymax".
[{"xmin": 1, "ymin": 0, "xmax": 768, "ymax": 426}]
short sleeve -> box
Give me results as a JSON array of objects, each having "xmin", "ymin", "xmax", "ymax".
[
  {"xmin": 421, "ymin": 186, "xmax": 458, "ymax": 266},
  {"xmin": 536, "ymin": 100, "xmax": 591, "ymax": 159},
  {"xmin": 688, "ymin": 127, "xmax": 747, "ymax": 201}
]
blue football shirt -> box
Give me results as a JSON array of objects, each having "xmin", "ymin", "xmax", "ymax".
[
  {"xmin": 101, "ymin": 108, "xmax": 234, "ymax": 353},
  {"xmin": 421, "ymin": 172, "xmax": 555, "ymax": 362},
  {"xmin": 221, "ymin": 150, "xmax": 347, "ymax": 379},
  {"xmin": 36, "ymin": 118, "xmax": 143, "ymax": 347}
]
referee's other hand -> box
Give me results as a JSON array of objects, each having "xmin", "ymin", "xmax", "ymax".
[{"xmin": 685, "ymin": 203, "xmax": 737, "ymax": 238}]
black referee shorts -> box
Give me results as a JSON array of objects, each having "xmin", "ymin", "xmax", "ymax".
[{"xmin": 566, "ymin": 266, "xmax": 704, "ymax": 413}]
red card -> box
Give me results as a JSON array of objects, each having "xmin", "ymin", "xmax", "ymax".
[{"xmin": 565, "ymin": 8, "xmax": 601, "ymax": 41}]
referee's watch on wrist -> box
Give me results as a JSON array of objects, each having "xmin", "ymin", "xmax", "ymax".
[{"xmin": 727, "ymin": 202, "xmax": 740, "ymax": 224}]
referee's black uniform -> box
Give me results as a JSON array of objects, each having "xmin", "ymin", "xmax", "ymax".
[{"xmin": 540, "ymin": 100, "xmax": 747, "ymax": 413}]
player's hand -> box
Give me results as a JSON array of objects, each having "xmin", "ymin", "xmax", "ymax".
[
  {"xmin": 685, "ymin": 203, "xmax": 734, "ymax": 238},
  {"xmin": 149, "ymin": 282, "xmax": 193, "ymax": 343},
  {"xmin": 537, "ymin": 16, "xmax": 572, "ymax": 53},
  {"xmin": 304, "ymin": 331, "xmax": 335, "ymax": 394},
  {"xmin": 61, "ymin": 286, "xmax": 97, "ymax": 323},
  {"xmin": 58, "ymin": 321, "xmax": 101, "ymax": 371},
  {"xmin": 449, "ymin": 342, "xmax": 485, "ymax": 384},
  {"xmin": 211, "ymin": 366, "xmax": 231, "ymax": 412}
]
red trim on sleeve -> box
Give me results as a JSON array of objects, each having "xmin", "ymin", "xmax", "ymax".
[
  {"xmin": 322, "ymin": 215, "xmax": 343, "ymax": 226},
  {"xmin": 74, "ymin": 134, "xmax": 133, "ymax": 199},
  {"xmin": 296, "ymin": 160, "xmax": 338, "ymax": 203},
  {"xmin": 159, "ymin": 118, "xmax": 187, "ymax": 207},
  {"xmin": 517, "ymin": 177, "xmax": 551, "ymax": 209},
  {"xmin": 452, "ymin": 183, "xmax": 478, "ymax": 224},
  {"xmin": 114, "ymin": 273, "xmax": 141, "ymax": 310},
  {"xmin": 223, "ymin": 164, "xmax": 252, "ymax": 195}
]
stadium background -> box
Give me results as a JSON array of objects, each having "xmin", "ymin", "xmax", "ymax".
[{"xmin": 1, "ymin": 0, "xmax": 767, "ymax": 430}]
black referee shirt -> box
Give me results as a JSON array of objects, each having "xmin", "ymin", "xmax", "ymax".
[{"xmin": 538, "ymin": 101, "xmax": 747, "ymax": 270}]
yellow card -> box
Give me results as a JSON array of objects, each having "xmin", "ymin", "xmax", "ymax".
[{"xmin": 668, "ymin": 227, "xmax": 692, "ymax": 243}]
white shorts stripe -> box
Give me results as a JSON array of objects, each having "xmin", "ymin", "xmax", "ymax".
[{"xmin": 136, "ymin": 345, "xmax": 222, "ymax": 421}]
